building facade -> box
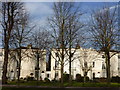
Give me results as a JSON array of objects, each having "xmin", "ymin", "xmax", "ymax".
[
  {"xmin": 0, "ymin": 46, "xmax": 46, "ymax": 80},
  {"xmin": 48, "ymin": 48, "xmax": 120, "ymax": 80},
  {"xmin": 0, "ymin": 47, "xmax": 120, "ymax": 81}
]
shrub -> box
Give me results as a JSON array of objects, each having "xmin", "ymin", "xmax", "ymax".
[
  {"xmin": 30, "ymin": 73, "xmax": 34, "ymax": 77},
  {"xmin": 85, "ymin": 76, "xmax": 89, "ymax": 82},
  {"xmin": 51, "ymin": 79, "xmax": 58, "ymax": 82},
  {"xmin": 20, "ymin": 77, "xmax": 23, "ymax": 80},
  {"xmin": 24, "ymin": 78, "xmax": 27, "ymax": 81},
  {"xmin": 63, "ymin": 74, "xmax": 69, "ymax": 82},
  {"xmin": 92, "ymin": 77, "xmax": 106, "ymax": 83},
  {"xmin": 44, "ymin": 77, "xmax": 50, "ymax": 82},
  {"xmin": 26, "ymin": 76, "xmax": 35, "ymax": 81},
  {"xmin": 111, "ymin": 76, "xmax": 120, "ymax": 83},
  {"xmin": 76, "ymin": 74, "xmax": 83, "ymax": 82}
]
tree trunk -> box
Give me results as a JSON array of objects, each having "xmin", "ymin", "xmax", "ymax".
[
  {"xmin": 17, "ymin": 48, "xmax": 21, "ymax": 82},
  {"xmin": 69, "ymin": 28, "xmax": 72, "ymax": 84},
  {"xmin": 61, "ymin": 63, "xmax": 64, "ymax": 85},
  {"xmin": 61, "ymin": 19, "xmax": 64, "ymax": 86},
  {"xmin": 2, "ymin": 43, "xmax": 9, "ymax": 84},
  {"xmin": 105, "ymin": 51, "xmax": 111, "ymax": 85},
  {"xmin": 69, "ymin": 52, "xmax": 72, "ymax": 84},
  {"xmin": 84, "ymin": 72, "xmax": 87, "ymax": 83}
]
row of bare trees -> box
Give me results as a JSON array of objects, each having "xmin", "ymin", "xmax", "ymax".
[
  {"xmin": 1, "ymin": 2, "xmax": 28, "ymax": 84},
  {"xmin": 48, "ymin": 2, "xmax": 84, "ymax": 85},
  {"xmin": 90, "ymin": 6, "xmax": 119, "ymax": 84},
  {"xmin": 0, "ymin": 1, "xmax": 51, "ymax": 84},
  {"xmin": 0, "ymin": 1, "xmax": 120, "ymax": 85},
  {"xmin": 49, "ymin": 2, "xmax": 120, "ymax": 85}
]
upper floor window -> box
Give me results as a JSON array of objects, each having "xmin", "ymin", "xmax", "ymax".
[
  {"xmin": 102, "ymin": 55, "xmax": 105, "ymax": 58},
  {"xmin": 0, "ymin": 52, "xmax": 3, "ymax": 56}
]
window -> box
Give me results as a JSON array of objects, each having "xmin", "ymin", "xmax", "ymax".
[
  {"xmin": 42, "ymin": 71, "xmax": 44, "ymax": 73},
  {"xmin": 55, "ymin": 72, "xmax": 58, "ymax": 77},
  {"xmin": 93, "ymin": 62, "xmax": 95, "ymax": 67},
  {"xmin": 93, "ymin": 73, "xmax": 95, "ymax": 79},
  {"xmin": 47, "ymin": 74, "xmax": 49, "ymax": 78},
  {"xmin": 102, "ymin": 62, "xmax": 105, "ymax": 69},
  {"xmin": 118, "ymin": 55, "xmax": 120, "ymax": 59},
  {"xmin": 0, "ymin": 61, "xmax": 2, "ymax": 68},
  {"xmin": 102, "ymin": 55, "xmax": 105, "ymax": 58},
  {"xmin": 35, "ymin": 71, "xmax": 38, "ymax": 78},
  {"xmin": 55, "ymin": 61, "xmax": 59, "ymax": 67},
  {"xmin": 0, "ymin": 52, "xmax": 3, "ymax": 56}
]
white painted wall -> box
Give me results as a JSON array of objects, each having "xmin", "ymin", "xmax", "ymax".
[
  {"xmin": 50, "ymin": 48, "xmax": 120, "ymax": 80},
  {"xmin": 0, "ymin": 48, "xmax": 119, "ymax": 81},
  {"xmin": 0, "ymin": 48, "xmax": 47, "ymax": 80}
]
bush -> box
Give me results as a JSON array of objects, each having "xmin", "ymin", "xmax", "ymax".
[
  {"xmin": 76, "ymin": 74, "xmax": 83, "ymax": 82},
  {"xmin": 51, "ymin": 79, "xmax": 58, "ymax": 82},
  {"xmin": 20, "ymin": 77, "xmax": 23, "ymax": 80},
  {"xmin": 24, "ymin": 78, "xmax": 27, "ymax": 81},
  {"xmin": 44, "ymin": 77, "xmax": 50, "ymax": 82},
  {"xmin": 111, "ymin": 76, "xmax": 120, "ymax": 83},
  {"xmin": 63, "ymin": 74, "xmax": 69, "ymax": 82},
  {"xmin": 26, "ymin": 76, "xmax": 35, "ymax": 81},
  {"xmin": 85, "ymin": 76, "xmax": 89, "ymax": 82}
]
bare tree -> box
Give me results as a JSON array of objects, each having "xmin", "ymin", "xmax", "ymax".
[
  {"xmin": 30, "ymin": 28, "xmax": 51, "ymax": 81},
  {"xmin": 9, "ymin": 8, "xmax": 34, "ymax": 82},
  {"xmin": 90, "ymin": 6, "xmax": 120, "ymax": 84},
  {"xmin": 48, "ymin": 2, "xmax": 84, "ymax": 85},
  {"xmin": 1, "ymin": 2, "xmax": 25, "ymax": 84},
  {"xmin": 78, "ymin": 48, "xmax": 100, "ymax": 82}
]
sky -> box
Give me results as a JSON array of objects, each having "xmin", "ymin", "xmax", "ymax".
[
  {"xmin": 0, "ymin": 2, "xmax": 119, "ymax": 48},
  {"xmin": 24, "ymin": 2, "xmax": 118, "ymax": 30}
]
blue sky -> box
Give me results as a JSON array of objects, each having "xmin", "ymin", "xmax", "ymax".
[
  {"xmin": 24, "ymin": 2, "xmax": 118, "ymax": 29},
  {"xmin": 0, "ymin": 2, "xmax": 118, "ymax": 48}
]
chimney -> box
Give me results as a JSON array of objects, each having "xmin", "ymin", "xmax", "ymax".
[{"xmin": 27, "ymin": 44, "xmax": 32, "ymax": 49}]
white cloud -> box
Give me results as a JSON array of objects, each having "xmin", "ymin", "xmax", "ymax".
[
  {"xmin": 25, "ymin": 2, "xmax": 53, "ymax": 28},
  {"xmin": 109, "ymin": 5, "xmax": 120, "ymax": 10},
  {"xmin": 25, "ymin": 2, "xmax": 53, "ymax": 17}
]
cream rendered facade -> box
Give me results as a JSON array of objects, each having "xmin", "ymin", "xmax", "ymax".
[
  {"xmin": 0, "ymin": 47, "xmax": 46, "ymax": 80},
  {"xmin": 49, "ymin": 48, "xmax": 120, "ymax": 80},
  {"xmin": 0, "ymin": 47, "xmax": 120, "ymax": 81}
]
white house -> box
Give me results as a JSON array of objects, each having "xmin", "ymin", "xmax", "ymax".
[
  {"xmin": 48, "ymin": 48, "xmax": 120, "ymax": 80},
  {"xmin": 0, "ymin": 45, "xmax": 47, "ymax": 81},
  {"xmin": 0, "ymin": 47, "xmax": 120, "ymax": 81}
]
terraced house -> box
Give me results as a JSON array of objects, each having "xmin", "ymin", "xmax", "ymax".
[{"xmin": 0, "ymin": 46, "xmax": 120, "ymax": 81}]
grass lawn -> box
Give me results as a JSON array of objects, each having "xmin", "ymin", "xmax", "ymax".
[
  {"xmin": 1, "ymin": 81, "xmax": 120, "ymax": 90},
  {"xmin": 7, "ymin": 81, "xmax": 120, "ymax": 87},
  {"xmin": 2, "ymin": 87, "xmax": 58, "ymax": 90}
]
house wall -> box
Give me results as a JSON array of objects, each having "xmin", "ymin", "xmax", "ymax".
[
  {"xmin": 50, "ymin": 48, "xmax": 120, "ymax": 80},
  {"xmin": 0, "ymin": 48, "xmax": 47, "ymax": 80},
  {"xmin": 0, "ymin": 48, "xmax": 119, "ymax": 81}
]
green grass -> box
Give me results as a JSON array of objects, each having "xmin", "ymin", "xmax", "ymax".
[
  {"xmin": 6, "ymin": 80, "xmax": 120, "ymax": 87},
  {"xmin": 1, "ymin": 82, "xmax": 120, "ymax": 90},
  {"xmin": 2, "ymin": 87, "xmax": 55, "ymax": 90}
]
